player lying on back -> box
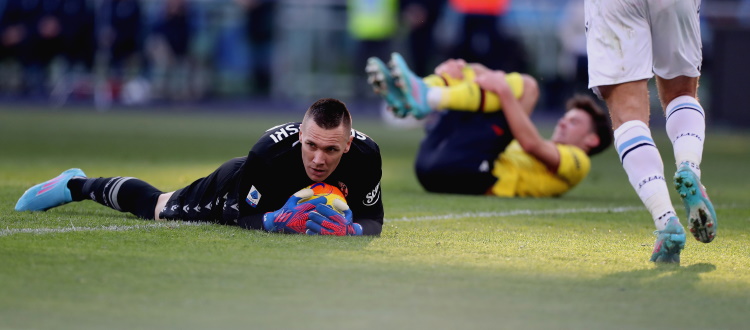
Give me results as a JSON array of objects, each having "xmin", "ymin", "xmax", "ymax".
[
  {"xmin": 15, "ymin": 98, "xmax": 384, "ymax": 236},
  {"xmin": 367, "ymin": 53, "xmax": 612, "ymax": 197}
]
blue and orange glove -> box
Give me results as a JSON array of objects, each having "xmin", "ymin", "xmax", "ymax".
[
  {"xmin": 263, "ymin": 188, "xmax": 327, "ymax": 234},
  {"xmin": 305, "ymin": 199, "xmax": 363, "ymax": 236}
]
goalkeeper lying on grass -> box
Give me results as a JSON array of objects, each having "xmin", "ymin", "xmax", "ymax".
[
  {"xmin": 15, "ymin": 98, "xmax": 384, "ymax": 236},
  {"xmin": 367, "ymin": 53, "xmax": 612, "ymax": 197}
]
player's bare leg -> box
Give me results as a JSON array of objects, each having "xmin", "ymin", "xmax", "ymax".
[
  {"xmin": 154, "ymin": 192, "xmax": 174, "ymax": 221},
  {"xmin": 657, "ymin": 75, "xmax": 717, "ymax": 243},
  {"xmin": 601, "ymin": 80, "xmax": 685, "ymax": 263}
]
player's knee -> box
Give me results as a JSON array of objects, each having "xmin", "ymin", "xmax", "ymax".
[
  {"xmin": 154, "ymin": 192, "xmax": 174, "ymax": 220},
  {"xmin": 660, "ymin": 87, "xmax": 698, "ymax": 105},
  {"xmin": 415, "ymin": 167, "xmax": 492, "ymax": 195},
  {"xmin": 415, "ymin": 156, "xmax": 443, "ymax": 178},
  {"xmin": 657, "ymin": 76, "xmax": 698, "ymax": 102},
  {"xmin": 415, "ymin": 169, "xmax": 457, "ymax": 193}
]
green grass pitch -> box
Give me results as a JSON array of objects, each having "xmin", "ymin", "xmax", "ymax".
[{"xmin": 1, "ymin": 106, "xmax": 749, "ymax": 330}]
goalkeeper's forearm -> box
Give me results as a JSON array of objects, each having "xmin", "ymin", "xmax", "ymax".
[
  {"xmin": 355, "ymin": 218, "xmax": 382, "ymax": 236},
  {"xmin": 237, "ymin": 214, "xmax": 265, "ymax": 230}
]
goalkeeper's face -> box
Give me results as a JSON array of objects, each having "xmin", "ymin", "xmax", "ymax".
[{"xmin": 299, "ymin": 121, "xmax": 353, "ymax": 182}]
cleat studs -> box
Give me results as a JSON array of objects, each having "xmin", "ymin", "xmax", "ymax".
[
  {"xmin": 680, "ymin": 192, "xmax": 687, "ymax": 198},
  {"xmin": 685, "ymin": 181, "xmax": 693, "ymax": 187}
]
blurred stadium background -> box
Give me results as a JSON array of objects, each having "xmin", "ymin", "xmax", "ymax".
[{"xmin": 1, "ymin": 0, "xmax": 749, "ymax": 126}]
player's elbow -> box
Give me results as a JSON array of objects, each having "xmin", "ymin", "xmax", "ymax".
[
  {"xmin": 356, "ymin": 219, "xmax": 383, "ymax": 236},
  {"xmin": 518, "ymin": 139, "xmax": 544, "ymax": 155}
]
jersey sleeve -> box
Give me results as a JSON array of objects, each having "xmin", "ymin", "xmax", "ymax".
[
  {"xmin": 342, "ymin": 129, "xmax": 384, "ymax": 235},
  {"xmin": 555, "ymin": 144, "xmax": 591, "ymax": 188},
  {"xmin": 234, "ymin": 122, "xmax": 308, "ymax": 229}
]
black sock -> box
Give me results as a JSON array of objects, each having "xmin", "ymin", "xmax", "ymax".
[
  {"xmin": 68, "ymin": 178, "xmax": 87, "ymax": 202},
  {"xmin": 67, "ymin": 177, "xmax": 163, "ymax": 219}
]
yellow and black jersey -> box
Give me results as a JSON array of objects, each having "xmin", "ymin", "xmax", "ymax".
[{"xmin": 490, "ymin": 140, "xmax": 590, "ymax": 197}]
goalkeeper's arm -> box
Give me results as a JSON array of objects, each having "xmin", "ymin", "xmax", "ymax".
[
  {"xmin": 237, "ymin": 213, "xmax": 265, "ymax": 230},
  {"xmin": 353, "ymin": 218, "xmax": 382, "ymax": 236}
]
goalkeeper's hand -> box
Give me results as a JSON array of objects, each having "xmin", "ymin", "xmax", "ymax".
[
  {"xmin": 263, "ymin": 188, "xmax": 327, "ymax": 234},
  {"xmin": 305, "ymin": 199, "xmax": 363, "ymax": 236}
]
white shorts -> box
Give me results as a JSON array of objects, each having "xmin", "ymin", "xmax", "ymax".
[{"xmin": 585, "ymin": 0, "xmax": 703, "ymax": 91}]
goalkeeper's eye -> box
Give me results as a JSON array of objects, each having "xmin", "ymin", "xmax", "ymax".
[{"xmin": 306, "ymin": 141, "xmax": 339, "ymax": 153}]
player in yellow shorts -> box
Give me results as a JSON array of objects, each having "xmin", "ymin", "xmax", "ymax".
[{"xmin": 366, "ymin": 53, "xmax": 612, "ymax": 197}]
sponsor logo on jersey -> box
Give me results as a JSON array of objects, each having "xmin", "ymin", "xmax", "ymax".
[
  {"xmin": 246, "ymin": 185, "xmax": 261, "ymax": 207},
  {"xmin": 363, "ymin": 181, "xmax": 381, "ymax": 206},
  {"xmin": 269, "ymin": 124, "xmax": 300, "ymax": 143},
  {"xmin": 572, "ymin": 148, "xmax": 581, "ymax": 170}
]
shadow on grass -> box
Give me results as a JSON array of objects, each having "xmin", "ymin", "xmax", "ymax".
[{"xmin": 602, "ymin": 262, "xmax": 717, "ymax": 291}]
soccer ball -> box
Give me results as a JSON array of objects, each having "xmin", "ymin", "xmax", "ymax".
[{"xmin": 299, "ymin": 182, "xmax": 347, "ymax": 209}]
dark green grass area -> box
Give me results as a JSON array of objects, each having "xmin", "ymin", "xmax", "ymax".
[{"xmin": 1, "ymin": 107, "xmax": 749, "ymax": 330}]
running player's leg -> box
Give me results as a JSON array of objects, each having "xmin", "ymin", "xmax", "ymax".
[
  {"xmin": 651, "ymin": 0, "xmax": 716, "ymax": 243},
  {"xmin": 660, "ymin": 78, "xmax": 715, "ymax": 243},
  {"xmin": 586, "ymin": 0, "xmax": 684, "ymax": 262},
  {"xmin": 657, "ymin": 76, "xmax": 703, "ymax": 180},
  {"xmin": 602, "ymin": 81, "xmax": 685, "ymax": 263}
]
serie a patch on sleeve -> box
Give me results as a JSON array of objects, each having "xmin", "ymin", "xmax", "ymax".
[{"xmin": 246, "ymin": 185, "xmax": 261, "ymax": 207}]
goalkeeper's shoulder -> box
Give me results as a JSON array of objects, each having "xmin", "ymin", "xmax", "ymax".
[
  {"xmin": 248, "ymin": 122, "xmax": 302, "ymax": 156},
  {"xmin": 348, "ymin": 128, "xmax": 382, "ymax": 158}
]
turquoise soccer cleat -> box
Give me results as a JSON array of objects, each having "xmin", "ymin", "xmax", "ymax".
[
  {"xmin": 674, "ymin": 162, "xmax": 717, "ymax": 243},
  {"xmin": 650, "ymin": 217, "xmax": 686, "ymax": 264},
  {"xmin": 389, "ymin": 52, "xmax": 432, "ymax": 119},
  {"xmin": 15, "ymin": 168, "xmax": 86, "ymax": 212},
  {"xmin": 365, "ymin": 56, "xmax": 409, "ymax": 118}
]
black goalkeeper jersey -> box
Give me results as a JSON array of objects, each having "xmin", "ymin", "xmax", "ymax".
[{"xmin": 234, "ymin": 122, "xmax": 384, "ymax": 235}]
